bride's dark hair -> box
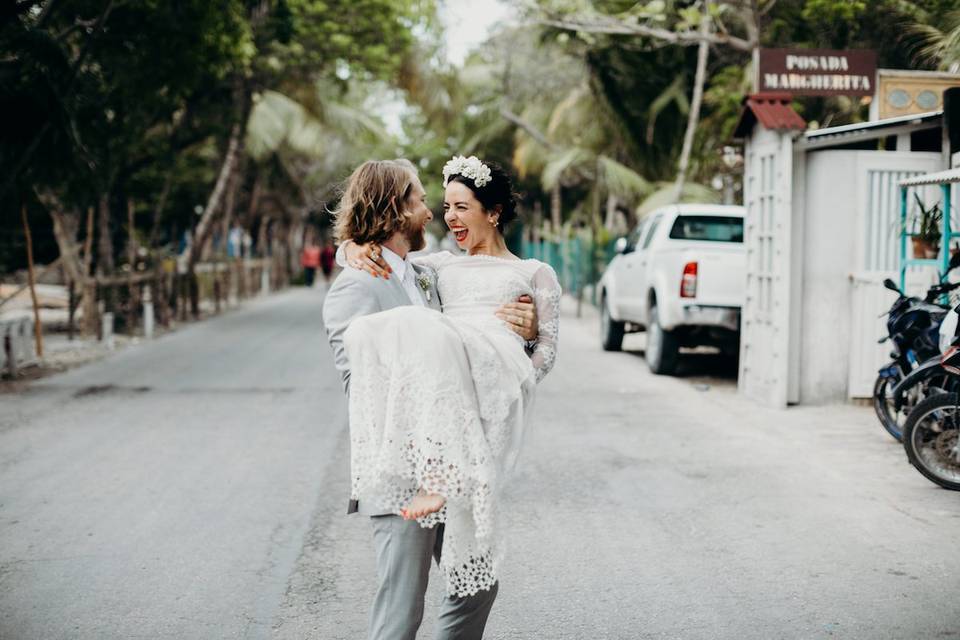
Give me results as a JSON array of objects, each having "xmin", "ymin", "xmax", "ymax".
[{"xmin": 447, "ymin": 161, "xmax": 519, "ymax": 232}]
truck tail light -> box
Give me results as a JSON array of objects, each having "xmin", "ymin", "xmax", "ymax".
[{"xmin": 680, "ymin": 261, "xmax": 698, "ymax": 298}]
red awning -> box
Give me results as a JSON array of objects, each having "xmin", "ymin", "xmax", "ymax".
[{"xmin": 733, "ymin": 93, "xmax": 807, "ymax": 139}]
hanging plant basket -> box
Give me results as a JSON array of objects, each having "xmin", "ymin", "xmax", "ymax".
[
  {"xmin": 906, "ymin": 194, "xmax": 944, "ymax": 260},
  {"xmin": 912, "ymin": 236, "xmax": 940, "ymax": 259}
]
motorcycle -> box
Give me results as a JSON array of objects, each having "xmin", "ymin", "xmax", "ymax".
[
  {"xmin": 873, "ymin": 254, "xmax": 960, "ymax": 441},
  {"xmin": 900, "ymin": 308, "xmax": 960, "ymax": 491}
]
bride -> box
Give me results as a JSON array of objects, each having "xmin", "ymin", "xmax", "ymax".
[{"xmin": 339, "ymin": 156, "xmax": 561, "ymax": 597}]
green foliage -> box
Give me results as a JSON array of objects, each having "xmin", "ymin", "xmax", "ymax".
[
  {"xmin": 1, "ymin": 0, "xmax": 432, "ymax": 275},
  {"xmin": 542, "ymin": 148, "xmax": 594, "ymax": 191},
  {"xmin": 598, "ymin": 156, "xmax": 652, "ymax": 200},
  {"xmin": 909, "ymin": 9, "xmax": 960, "ymax": 69},
  {"xmin": 7, "ymin": 0, "xmax": 960, "ymax": 275},
  {"xmin": 909, "ymin": 193, "xmax": 944, "ymax": 242},
  {"xmin": 802, "ymin": 0, "xmax": 868, "ymax": 23}
]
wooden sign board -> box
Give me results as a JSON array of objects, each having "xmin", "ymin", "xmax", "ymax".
[{"xmin": 759, "ymin": 48, "xmax": 877, "ymax": 97}]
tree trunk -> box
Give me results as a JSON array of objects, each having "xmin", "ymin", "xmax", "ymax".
[
  {"xmin": 257, "ymin": 215, "xmax": 270, "ymax": 258},
  {"xmin": 188, "ymin": 123, "xmax": 244, "ymax": 315},
  {"xmin": 96, "ymin": 194, "xmax": 117, "ymax": 317},
  {"xmin": 186, "ymin": 82, "xmax": 249, "ymax": 316},
  {"xmin": 673, "ymin": 0, "xmax": 712, "ymax": 201},
  {"xmin": 126, "ymin": 199, "xmax": 139, "ymax": 334},
  {"xmin": 82, "ymin": 206, "xmax": 94, "ymax": 280},
  {"xmin": 80, "ymin": 206, "xmax": 97, "ymax": 336},
  {"xmin": 532, "ymin": 200, "xmax": 544, "ymax": 243},
  {"xmin": 146, "ymin": 169, "xmax": 174, "ymax": 250},
  {"xmin": 97, "ymin": 194, "xmax": 115, "ymax": 274},
  {"xmin": 21, "ymin": 204, "xmax": 44, "ymax": 358},
  {"xmin": 189, "ymin": 120, "xmax": 243, "ymax": 271},
  {"xmin": 746, "ymin": 0, "xmax": 762, "ymax": 93},
  {"xmin": 40, "ymin": 192, "xmax": 98, "ymax": 337},
  {"xmin": 551, "ymin": 183, "xmax": 562, "ymax": 231},
  {"xmin": 604, "ymin": 193, "xmax": 619, "ymax": 231},
  {"xmin": 246, "ymin": 170, "xmax": 263, "ymax": 231},
  {"xmin": 219, "ymin": 156, "xmax": 245, "ymax": 254},
  {"xmin": 47, "ymin": 208, "xmax": 84, "ymax": 283}
]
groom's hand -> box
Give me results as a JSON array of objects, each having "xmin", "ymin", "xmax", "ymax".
[{"xmin": 497, "ymin": 294, "xmax": 538, "ymax": 341}]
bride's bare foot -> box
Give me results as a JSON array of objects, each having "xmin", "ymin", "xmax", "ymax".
[{"xmin": 401, "ymin": 490, "xmax": 446, "ymax": 520}]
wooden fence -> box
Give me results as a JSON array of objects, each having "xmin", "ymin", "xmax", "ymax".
[{"xmin": 2, "ymin": 258, "xmax": 276, "ymax": 377}]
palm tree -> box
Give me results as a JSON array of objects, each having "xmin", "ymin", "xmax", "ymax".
[
  {"xmin": 909, "ymin": 10, "xmax": 960, "ymax": 71},
  {"xmin": 243, "ymin": 82, "xmax": 395, "ymax": 277},
  {"xmin": 509, "ymin": 80, "xmax": 652, "ymax": 235}
]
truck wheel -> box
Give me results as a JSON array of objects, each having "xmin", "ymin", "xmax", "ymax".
[
  {"xmin": 600, "ymin": 294, "xmax": 625, "ymax": 352},
  {"xmin": 645, "ymin": 303, "xmax": 679, "ymax": 375}
]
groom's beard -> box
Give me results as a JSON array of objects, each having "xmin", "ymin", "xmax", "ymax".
[{"xmin": 405, "ymin": 225, "xmax": 426, "ymax": 252}]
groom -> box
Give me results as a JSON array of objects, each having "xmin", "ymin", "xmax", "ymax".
[{"xmin": 322, "ymin": 159, "xmax": 538, "ymax": 640}]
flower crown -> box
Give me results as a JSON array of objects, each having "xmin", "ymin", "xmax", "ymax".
[{"xmin": 442, "ymin": 155, "xmax": 492, "ymax": 188}]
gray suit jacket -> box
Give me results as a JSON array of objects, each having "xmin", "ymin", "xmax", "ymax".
[{"xmin": 322, "ymin": 262, "xmax": 441, "ymax": 514}]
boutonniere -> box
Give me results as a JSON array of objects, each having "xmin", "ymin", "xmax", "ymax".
[{"xmin": 416, "ymin": 273, "xmax": 433, "ymax": 302}]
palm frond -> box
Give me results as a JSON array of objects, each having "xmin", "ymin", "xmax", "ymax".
[
  {"xmin": 246, "ymin": 91, "xmax": 300, "ymax": 160},
  {"xmin": 320, "ymin": 100, "xmax": 389, "ymax": 140},
  {"xmin": 645, "ymin": 75, "xmax": 689, "ymax": 144},
  {"xmin": 246, "ymin": 90, "xmax": 386, "ymax": 162},
  {"xmin": 542, "ymin": 147, "xmax": 593, "ymax": 190},
  {"xmin": 598, "ymin": 155, "xmax": 652, "ymax": 201},
  {"xmin": 509, "ymin": 102, "xmax": 558, "ymax": 178},
  {"xmin": 907, "ymin": 11, "xmax": 960, "ymax": 69},
  {"xmin": 513, "ymin": 138, "xmax": 550, "ymax": 179},
  {"xmin": 545, "ymin": 84, "xmax": 606, "ymax": 148},
  {"xmin": 463, "ymin": 115, "xmax": 512, "ymax": 155}
]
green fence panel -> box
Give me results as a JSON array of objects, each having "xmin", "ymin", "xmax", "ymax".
[{"xmin": 520, "ymin": 237, "xmax": 619, "ymax": 305}]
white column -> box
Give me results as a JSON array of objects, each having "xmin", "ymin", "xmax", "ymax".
[{"xmin": 142, "ymin": 285, "xmax": 155, "ymax": 339}]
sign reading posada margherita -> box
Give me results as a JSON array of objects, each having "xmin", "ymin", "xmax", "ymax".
[{"xmin": 758, "ymin": 48, "xmax": 877, "ymax": 97}]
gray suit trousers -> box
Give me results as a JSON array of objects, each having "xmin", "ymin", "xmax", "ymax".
[{"xmin": 368, "ymin": 515, "xmax": 498, "ymax": 640}]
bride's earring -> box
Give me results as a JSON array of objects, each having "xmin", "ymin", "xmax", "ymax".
[{"xmin": 489, "ymin": 217, "xmax": 498, "ymax": 226}]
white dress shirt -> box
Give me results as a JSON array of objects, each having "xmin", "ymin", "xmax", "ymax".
[{"xmin": 382, "ymin": 247, "xmax": 425, "ymax": 307}]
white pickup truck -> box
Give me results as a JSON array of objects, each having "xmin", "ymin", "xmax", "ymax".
[{"xmin": 598, "ymin": 204, "xmax": 746, "ymax": 374}]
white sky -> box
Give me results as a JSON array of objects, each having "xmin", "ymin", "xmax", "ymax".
[
  {"xmin": 441, "ymin": 0, "xmax": 511, "ymax": 66},
  {"xmin": 376, "ymin": 1, "xmax": 512, "ymax": 138}
]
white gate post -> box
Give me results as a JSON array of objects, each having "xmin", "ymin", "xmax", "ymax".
[
  {"xmin": 142, "ymin": 284, "xmax": 155, "ymax": 339},
  {"xmin": 101, "ymin": 311, "xmax": 115, "ymax": 350},
  {"xmin": 260, "ymin": 265, "xmax": 270, "ymax": 296},
  {"xmin": 734, "ymin": 94, "xmax": 806, "ymax": 408}
]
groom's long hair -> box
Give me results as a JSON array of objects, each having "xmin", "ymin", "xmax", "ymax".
[{"xmin": 333, "ymin": 159, "xmax": 418, "ymax": 245}]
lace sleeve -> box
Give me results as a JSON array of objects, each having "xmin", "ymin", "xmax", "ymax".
[{"xmin": 530, "ymin": 263, "xmax": 561, "ymax": 383}]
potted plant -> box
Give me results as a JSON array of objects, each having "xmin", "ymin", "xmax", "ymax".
[{"xmin": 909, "ymin": 194, "xmax": 943, "ymax": 259}]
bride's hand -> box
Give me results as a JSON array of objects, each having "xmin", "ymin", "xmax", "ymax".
[
  {"xmin": 345, "ymin": 240, "xmax": 392, "ymax": 279},
  {"xmin": 497, "ymin": 294, "xmax": 538, "ymax": 341}
]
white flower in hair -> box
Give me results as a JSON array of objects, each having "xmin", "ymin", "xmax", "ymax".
[{"xmin": 442, "ymin": 155, "xmax": 493, "ymax": 188}]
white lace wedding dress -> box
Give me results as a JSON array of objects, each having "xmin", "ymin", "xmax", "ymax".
[{"xmin": 343, "ymin": 252, "xmax": 560, "ymax": 597}]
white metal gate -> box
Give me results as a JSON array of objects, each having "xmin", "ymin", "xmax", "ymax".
[
  {"xmin": 739, "ymin": 127, "xmax": 796, "ymax": 407},
  {"xmin": 847, "ymin": 154, "xmax": 941, "ymax": 398}
]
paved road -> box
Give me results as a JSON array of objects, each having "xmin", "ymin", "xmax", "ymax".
[{"xmin": 1, "ymin": 287, "xmax": 958, "ymax": 639}]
